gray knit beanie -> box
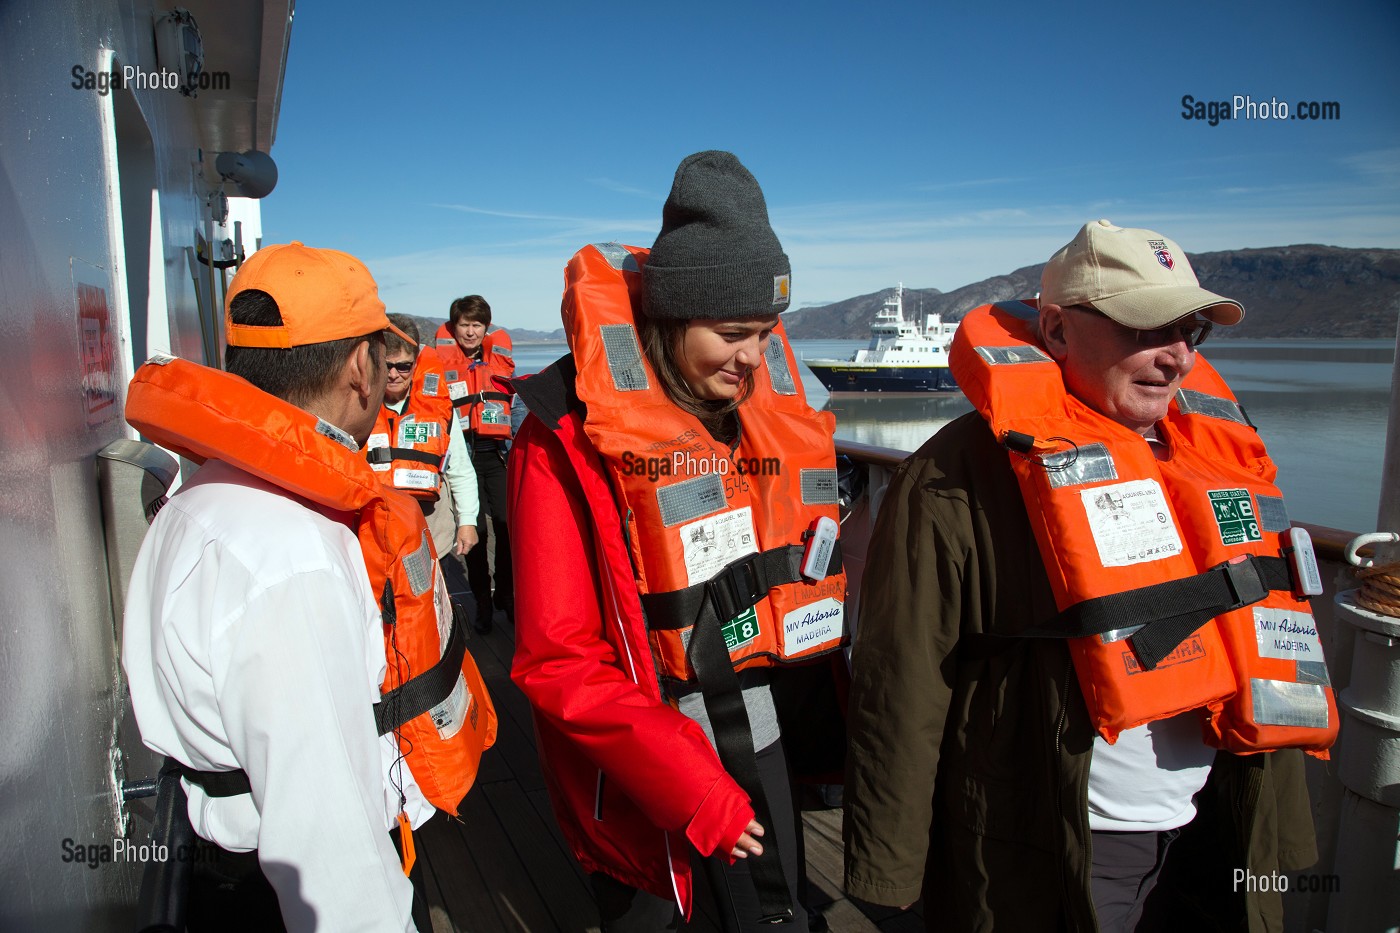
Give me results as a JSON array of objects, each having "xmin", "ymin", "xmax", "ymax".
[{"xmin": 643, "ymin": 150, "xmax": 791, "ymax": 320}]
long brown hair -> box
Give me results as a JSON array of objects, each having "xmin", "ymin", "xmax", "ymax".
[{"xmin": 637, "ymin": 314, "xmax": 755, "ymax": 445}]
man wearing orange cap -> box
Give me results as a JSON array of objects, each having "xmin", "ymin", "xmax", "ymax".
[
  {"xmin": 123, "ymin": 243, "xmax": 454, "ymax": 932},
  {"xmin": 844, "ymin": 222, "xmax": 1322, "ymax": 932}
]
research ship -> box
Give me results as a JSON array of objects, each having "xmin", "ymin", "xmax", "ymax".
[{"xmin": 802, "ymin": 284, "xmax": 961, "ymax": 393}]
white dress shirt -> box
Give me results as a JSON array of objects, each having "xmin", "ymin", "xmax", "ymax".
[{"xmin": 123, "ymin": 458, "xmax": 433, "ymax": 932}]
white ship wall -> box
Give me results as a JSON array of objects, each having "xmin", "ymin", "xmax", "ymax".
[{"xmin": 0, "ymin": 2, "xmax": 272, "ymax": 928}]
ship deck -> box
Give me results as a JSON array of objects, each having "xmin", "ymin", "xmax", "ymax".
[{"xmin": 430, "ymin": 596, "xmax": 924, "ymax": 932}]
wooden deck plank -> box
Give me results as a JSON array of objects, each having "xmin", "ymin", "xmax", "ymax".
[
  {"xmin": 415, "ymin": 811, "xmax": 506, "ymax": 932},
  {"xmin": 480, "ymin": 780, "xmax": 601, "ymax": 933},
  {"xmin": 454, "ymin": 786, "xmax": 565, "ymax": 932},
  {"xmin": 525, "ymin": 788, "xmax": 593, "ymax": 891}
]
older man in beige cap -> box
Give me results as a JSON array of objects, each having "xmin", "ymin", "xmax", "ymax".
[{"xmin": 844, "ymin": 221, "xmax": 1320, "ymax": 933}]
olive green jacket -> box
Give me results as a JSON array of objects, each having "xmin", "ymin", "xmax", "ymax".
[{"xmin": 843, "ymin": 413, "xmax": 1318, "ymax": 932}]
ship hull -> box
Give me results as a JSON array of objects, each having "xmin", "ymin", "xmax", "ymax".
[{"xmin": 804, "ymin": 362, "xmax": 959, "ymax": 393}]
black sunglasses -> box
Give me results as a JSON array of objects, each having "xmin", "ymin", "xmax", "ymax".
[
  {"xmin": 1068, "ymin": 305, "xmax": 1213, "ymax": 349},
  {"xmin": 385, "ymin": 360, "xmax": 415, "ymax": 374}
]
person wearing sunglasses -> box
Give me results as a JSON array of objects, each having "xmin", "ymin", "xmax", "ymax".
[
  {"xmin": 846, "ymin": 221, "xmax": 1320, "ymax": 933},
  {"xmin": 368, "ymin": 314, "xmax": 480, "ymax": 570}
]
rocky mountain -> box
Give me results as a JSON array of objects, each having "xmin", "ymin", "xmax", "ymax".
[{"xmin": 784, "ymin": 245, "xmax": 1400, "ymax": 340}]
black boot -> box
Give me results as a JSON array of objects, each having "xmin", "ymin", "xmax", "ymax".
[{"xmin": 473, "ymin": 598, "xmax": 493, "ymax": 635}]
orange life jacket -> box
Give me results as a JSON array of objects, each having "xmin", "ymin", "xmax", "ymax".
[
  {"xmin": 366, "ymin": 348, "xmax": 454, "ymax": 498},
  {"xmin": 951, "ymin": 302, "xmax": 1337, "ymax": 756},
  {"xmin": 563, "ymin": 243, "xmax": 847, "ymax": 685},
  {"xmin": 124, "ymin": 354, "xmax": 498, "ymax": 812},
  {"xmin": 433, "ymin": 326, "xmax": 515, "ymax": 439}
]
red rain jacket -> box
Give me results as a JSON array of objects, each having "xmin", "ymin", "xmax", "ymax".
[{"xmin": 507, "ymin": 366, "xmax": 753, "ymax": 916}]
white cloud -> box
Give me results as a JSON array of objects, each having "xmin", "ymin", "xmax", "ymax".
[{"xmin": 382, "ymin": 167, "xmax": 1400, "ymax": 332}]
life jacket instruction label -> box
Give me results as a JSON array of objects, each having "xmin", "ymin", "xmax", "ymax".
[
  {"xmin": 431, "ymin": 673, "xmax": 471, "ymax": 740},
  {"xmin": 1081, "ymin": 479, "xmax": 1183, "ymax": 567},
  {"xmin": 782, "ymin": 597, "xmax": 843, "ymax": 655},
  {"xmin": 1209, "ymin": 488, "xmax": 1263, "ymax": 546},
  {"xmin": 1253, "ymin": 607, "xmax": 1323, "ymax": 661},
  {"xmin": 681, "ymin": 507, "xmax": 759, "ymax": 586}
]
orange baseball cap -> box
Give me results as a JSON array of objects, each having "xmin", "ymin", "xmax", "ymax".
[{"xmin": 224, "ymin": 241, "xmax": 413, "ymax": 348}]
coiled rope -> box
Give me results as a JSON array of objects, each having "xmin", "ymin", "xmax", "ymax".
[{"xmin": 1356, "ymin": 559, "xmax": 1400, "ymax": 618}]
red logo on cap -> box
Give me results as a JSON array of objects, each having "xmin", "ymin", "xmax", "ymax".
[{"xmin": 1155, "ymin": 247, "xmax": 1174, "ymax": 270}]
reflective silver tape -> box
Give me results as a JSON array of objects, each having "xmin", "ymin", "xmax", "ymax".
[
  {"xmin": 592, "ymin": 242, "xmax": 641, "ymax": 272},
  {"xmin": 764, "ymin": 334, "xmax": 797, "ymax": 396},
  {"xmin": 1296, "ymin": 660, "xmax": 1331, "ymax": 687},
  {"xmin": 1251, "ymin": 678, "xmax": 1330, "ymax": 729},
  {"xmin": 800, "ymin": 468, "xmax": 839, "ymax": 505},
  {"xmin": 1045, "ymin": 442, "xmax": 1118, "ymax": 489},
  {"xmin": 1255, "ymin": 494, "xmax": 1291, "ymax": 533},
  {"xmin": 974, "ymin": 345, "xmax": 1053, "ymax": 366},
  {"xmin": 600, "ymin": 324, "xmax": 649, "ymax": 392},
  {"xmin": 1176, "ymin": 389, "xmax": 1249, "ymax": 425},
  {"xmin": 656, "ymin": 473, "xmax": 727, "ymax": 526},
  {"xmin": 421, "ymin": 372, "xmax": 441, "ymax": 396},
  {"xmin": 1099, "ymin": 624, "xmax": 1143, "ymax": 644},
  {"xmin": 402, "ymin": 531, "xmax": 434, "ymax": 597}
]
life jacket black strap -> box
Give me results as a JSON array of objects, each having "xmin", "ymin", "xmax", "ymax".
[
  {"xmin": 365, "ymin": 446, "xmax": 443, "ymax": 468},
  {"xmin": 173, "ymin": 763, "xmax": 252, "ymax": 798},
  {"xmin": 177, "ymin": 604, "xmax": 470, "ymax": 800},
  {"xmin": 1018, "ymin": 554, "xmax": 1292, "ymax": 670},
  {"xmin": 640, "ymin": 542, "xmax": 843, "ymax": 924},
  {"xmin": 641, "ymin": 542, "xmax": 843, "ymax": 632},
  {"xmin": 374, "ymin": 601, "xmax": 469, "ymax": 736},
  {"xmin": 450, "ymin": 390, "xmax": 512, "ymax": 409}
]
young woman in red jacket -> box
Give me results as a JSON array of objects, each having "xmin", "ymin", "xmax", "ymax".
[{"xmin": 509, "ymin": 152, "xmax": 845, "ymax": 932}]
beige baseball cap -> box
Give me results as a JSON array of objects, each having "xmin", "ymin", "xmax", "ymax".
[{"xmin": 1039, "ymin": 220, "xmax": 1244, "ymax": 328}]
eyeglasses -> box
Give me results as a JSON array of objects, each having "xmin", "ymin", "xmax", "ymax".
[
  {"xmin": 1068, "ymin": 305, "xmax": 1213, "ymax": 349},
  {"xmin": 385, "ymin": 360, "xmax": 415, "ymax": 374}
]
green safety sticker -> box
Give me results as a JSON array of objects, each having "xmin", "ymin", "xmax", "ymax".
[
  {"xmin": 400, "ymin": 422, "xmax": 432, "ymax": 446},
  {"xmin": 1208, "ymin": 488, "xmax": 1262, "ymax": 546},
  {"xmin": 722, "ymin": 606, "xmax": 761, "ymax": 652}
]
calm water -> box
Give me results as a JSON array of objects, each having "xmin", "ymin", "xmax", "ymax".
[{"xmin": 511, "ymin": 339, "xmax": 1394, "ymax": 534}]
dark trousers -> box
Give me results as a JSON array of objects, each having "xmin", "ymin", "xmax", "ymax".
[
  {"xmin": 183, "ymin": 812, "xmax": 458, "ymax": 932},
  {"xmin": 590, "ymin": 739, "xmax": 808, "ymax": 933},
  {"xmin": 1090, "ymin": 827, "xmax": 1181, "ymax": 933},
  {"xmin": 465, "ymin": 441, "xmax": 512, "ymax": 615}
]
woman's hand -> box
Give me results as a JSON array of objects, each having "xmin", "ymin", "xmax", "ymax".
[{"xmin": 729, "ymin": 819, "xmax": 764, "ymax": 859}]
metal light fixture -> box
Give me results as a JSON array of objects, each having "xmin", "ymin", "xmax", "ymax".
[{"xmin": 153, "ymin": 8, "xmax": 204, "ymax": 97}]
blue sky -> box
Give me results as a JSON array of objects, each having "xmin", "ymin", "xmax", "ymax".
[{"xmin": 260, "ymin": 0, "xmax": 1400, "ymax": 331}]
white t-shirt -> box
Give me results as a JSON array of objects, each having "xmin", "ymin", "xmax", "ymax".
[
  {"xmin": 122, "ymin": 457, "xmax": 432, "ymax": 932},
  {"xmin": 1087, "ymin": 712, "xmax": 1216, "ymax": 831}
]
